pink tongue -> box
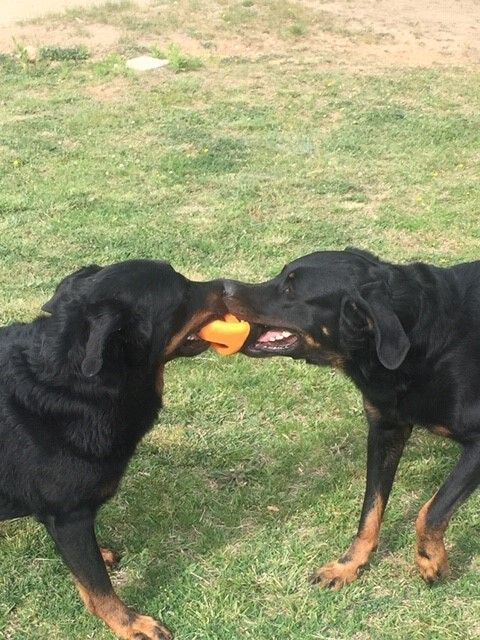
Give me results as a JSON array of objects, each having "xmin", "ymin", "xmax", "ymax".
[{"xmin": 257, "ymin": 330, "xmax": 284, "ymax": 343}]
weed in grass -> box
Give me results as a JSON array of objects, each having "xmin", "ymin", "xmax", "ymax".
[
  {"xmin": 149, "ymin": 44, "xmax": 203, "ymax": 73},
  {"xmin": 166, "ymin": 43, "xmax": 203, "ymax": 73},
  {"xmin": 288, "ymin": 21, "xmax": 307, "ymax": 37},
  {"xmin": 39, "ymin": 45, "xmax": 89, "ymax": 62}
]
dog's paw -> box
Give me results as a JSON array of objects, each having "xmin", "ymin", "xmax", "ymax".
[
  {"xmin": 416, "ymin": 542, "xmax": 449, "ymax": 584},
  {"xmin": 100, "ymin": 546, "xmax": 120, "ymax": 569},
  {"xmin": 128, "ymin": 614, "xmax": 172, "ymax": 640},
  {"xmin": 309, "ymin": 559, "xmax": 363, "ymax": 590}
]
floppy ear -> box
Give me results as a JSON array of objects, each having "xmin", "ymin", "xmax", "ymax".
[
  {"xmin": 42, "ymin": 265, "xmax": 103, "ymax": 314},
  {"xmin": 341, "ymin": 281, "xmax": 410, "ymax": 370},
  {"xmin": 81, "ymin": 310, "xmax": 122, "ymax": 377}
]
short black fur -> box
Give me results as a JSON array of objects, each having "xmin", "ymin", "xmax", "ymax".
[{"xmin": 224, "ymin": 247, "xmax": 480, "ymax": 587}]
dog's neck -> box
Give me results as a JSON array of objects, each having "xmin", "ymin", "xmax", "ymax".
[{"xmin": 342, "ymin": 263, "xmax": 463, "ymax": 412}]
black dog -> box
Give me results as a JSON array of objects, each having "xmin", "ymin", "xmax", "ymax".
[
  {"xmin": 224, "ymin": 247, "xmax": 480, "ymax": 588},
  {"xmin": 0, "ymin": 260, "xmax": 224, "ymax": 639}
]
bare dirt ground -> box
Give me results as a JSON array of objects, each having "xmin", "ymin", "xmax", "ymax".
[
  {"xmin": 0, "ymin": 0, "xmax": 149, "ymax": 26},
  {"xmin": 0, "ymin": 0, "xmax": 479, "ymax": 69},
  {"xmin": 319, "ymin": 0, "xmax": 480, "ymax": 68}
]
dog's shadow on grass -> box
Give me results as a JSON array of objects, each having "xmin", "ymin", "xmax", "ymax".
[
  {"xmin": 100, "ymin": 424, "xmax": 352, "ymax": 600},
  {"xmin": 98, "ymin": 419, "xmax": 480, "ymax": 605}
]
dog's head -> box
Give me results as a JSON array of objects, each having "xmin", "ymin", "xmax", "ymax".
[
  {"xmin": 43, "ymin": 260, "xmax": 225, "ymax": 380},
  {"xmin": 42, "ymin": 265, "xmax": 104, "ymax": 315},
  {"xmin": 224, "ymin": 248, "xmax": 413, "ymax": 371}
]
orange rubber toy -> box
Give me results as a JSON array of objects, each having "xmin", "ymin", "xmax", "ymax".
[{"xmin": 198, "ymin": 313, "xmax": 250, "ymax": 355}]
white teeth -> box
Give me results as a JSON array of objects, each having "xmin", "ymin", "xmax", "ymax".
[
  {"xmin": 270, "ymin": 332, "xmax": 289, "ymax": 341},
  {"xmin": 260, "ymin": 330, "xmax": 294, "ymax": 344},
  {"xmin": 187, "ymin": 335, "xmax": 196, "ymax": 341}
]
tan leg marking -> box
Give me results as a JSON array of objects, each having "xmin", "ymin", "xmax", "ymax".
[
  {"xmin": 427, "ymin": 425, "xmax": 452, "ymax": 438},
  {"xmin": 76, "ymin": 584, "xmax": 172, "ymax": 640},
  {"xmin": 100, "ymin": 547, "xmax": 120, "ymax": 569},
  {"xmin": 415, "ymin": 497, "xmax": 449, "ymax": 583},
  {"xmin": 311, "ymin": 495, "xmax": 383, "ymax": 590}
]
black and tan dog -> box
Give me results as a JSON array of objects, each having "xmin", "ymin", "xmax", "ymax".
[
  {"xmin": 224, "ymin": 247, "xmax": 480, "ymax": 588},
  {"xmin": 0, "ymin": 260, "xmax": 224, "ymax": 639}
]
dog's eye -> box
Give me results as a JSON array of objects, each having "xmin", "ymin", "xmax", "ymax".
[{"xmin": 282, "ymin": 272, "xmax": 295, "ymax": 295}]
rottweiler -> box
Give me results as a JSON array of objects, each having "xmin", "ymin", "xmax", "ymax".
[
  {"xmin": 0, "ymin": 260, "xmax": 224, "ymax": 639},
  {"xmin": 224, "ymin": 247, "xmax": 480, "ymax": 588}
]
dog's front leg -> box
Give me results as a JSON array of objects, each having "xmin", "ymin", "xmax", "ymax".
[
  {"xmin": 311, "ymin": 400, "xmax": 412, "ymax": 589},
  {"xmin": 43, "ymin": 510, "xmax": 172, "ymax": 640},
  {"xmin": 415, "ymin": 441, "xmax": 480, "ymax": 583}
]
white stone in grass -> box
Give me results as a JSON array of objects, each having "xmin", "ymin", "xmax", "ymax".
[{"xmin": 126, "ymin": 56, "xmax": 169, "ymax": 71}]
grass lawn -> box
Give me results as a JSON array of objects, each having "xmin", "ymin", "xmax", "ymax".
[{"xmin": 1, "ymin": 2, "xmax": 480, "ymax": 638}]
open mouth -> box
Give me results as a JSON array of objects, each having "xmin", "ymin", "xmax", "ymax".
[
  {"xmin": 172, "ymin": 330, "xmax": 210, "ymax": 358},
  {"xmin": 178, "ymin": 333, "xmax": 210, "ymax": 356},
  {"xmin": 246, "ymin": 327, "xmax": 301, "ymax": 355}
]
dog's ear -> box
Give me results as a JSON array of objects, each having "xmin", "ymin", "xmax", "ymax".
[
  {"xmin": 43, "ymin": 265, "xmax": 103, "ymax": 314},
  {"xmin": 340, "ymin": 281, "xmax": 410, "ymax": 370},
  {"xmin": 81, "ymin": 307, "xmax": 154, "ymax": 377},
  {"xmin": 81, "ymin": 308, "xmax": 122, "ymax": 377}
]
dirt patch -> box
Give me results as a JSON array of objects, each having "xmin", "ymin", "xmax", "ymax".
[
  {"xmin": 0, "ymin": 0, "xmax": 140, "ymax": 26},
  {"xmin": 1, "ymin": 0, "xmax": 479, "ymax": 69},
  {"xmin": 317, "ymin": 0, "xmax": 480, "ymax": 68},
  {"xmin": 0, "ymin": 21, "xmax": 122, "ymax": 56}
]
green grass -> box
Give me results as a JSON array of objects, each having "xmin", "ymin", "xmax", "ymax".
[
  {"xmin": 1, "ymin": 2, "xmax": 480, "ymax": 639},
  {"xmin": 39, "ymin": 45, "xmax": 90, "ymax": 62},
  {"xmin": 150, "ymin": 44, "xmax": 204, "ymax": 73}
]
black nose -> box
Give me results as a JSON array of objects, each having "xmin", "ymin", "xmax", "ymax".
[{"xmin": 223, "ymin": 280, "xmax": 238, "ymax": 298}]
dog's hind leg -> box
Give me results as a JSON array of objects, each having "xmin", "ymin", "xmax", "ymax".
[
  {"xmin": 311, "ymin": 401, "xmax": 412, "ymax": 589},
  {"xmin": 415, "ymin": 441, "xmax": 480, "ymax": 583},
  {"xmin": 44, "ymin": 509, "xmax": 172, "ymax": 640}
]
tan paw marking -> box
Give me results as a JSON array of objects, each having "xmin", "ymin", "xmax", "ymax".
[
  {"xmin": 415, "ymin": 497, "xmax": 449, "ymax": 584},
  {"xmin": 129, "ymin": 614, "xmax": 172, "ymax": 640},
  {"xmin": 416, "ymin": 540, "xmax": 449, "ymax": 584},
  {"xmin": 310, "ymin": 559, "xmax": 364, "ymax": 590},
  {"xmin": 76, "ymin": 585, "xmax": 172, "ymax": 640}
]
